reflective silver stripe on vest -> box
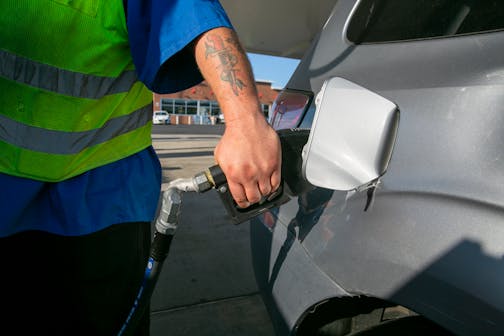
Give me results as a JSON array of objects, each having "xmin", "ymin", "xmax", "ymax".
[
  {"xmin": 0, "ymin": 49, "xmax": 138, "ymax": 98},
  {"xmin": 0, "ymin": 106, "xmax": 151, "ymax": 155}
]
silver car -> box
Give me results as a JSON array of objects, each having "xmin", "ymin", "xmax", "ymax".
[{"xmin": 248, "ymin": 1, "xmax": 504, "ymax": 335}]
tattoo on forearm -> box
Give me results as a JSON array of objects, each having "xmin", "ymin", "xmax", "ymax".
[
  {"xmin": 225, "ymin": 37, "xmax": 244, "ymax": 53},
  {"xmin": 205, "ymin": 34, "xmax": 246, "ymax": 96}
]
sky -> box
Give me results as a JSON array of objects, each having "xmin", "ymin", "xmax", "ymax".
[{"xmin": 247, "ymin": 53, "xmax": 300, "ymax": 89}]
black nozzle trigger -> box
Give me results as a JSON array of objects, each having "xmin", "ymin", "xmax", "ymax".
[{"xmin": 206, "ymin": 164, "xmax": 289, "ymax": 225}]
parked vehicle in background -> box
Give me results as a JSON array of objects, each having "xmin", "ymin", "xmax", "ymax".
[
  {"xmin": 249, "ymin": 0, "xmax": 504, "ymax": 335},
  {"xmin": 217, "ymin": 113, "xmax": 225, "ymax": 124},
  {"xmin": 153, "ymin": 111, "xmax": 170, "ymax": 125}
]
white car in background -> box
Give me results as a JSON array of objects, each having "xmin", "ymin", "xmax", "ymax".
[{"xmin": 153, "ymin": 111, "xmax": 170, "ymax": 125}]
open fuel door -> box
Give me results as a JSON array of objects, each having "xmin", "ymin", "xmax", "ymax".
[{"xmin": 302, "ymin": 77, "xmax": 400, "ymax": 191}]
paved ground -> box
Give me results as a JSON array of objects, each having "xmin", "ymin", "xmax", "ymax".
[{"xmin": 149, "ymin": 124, "xmax": 276, "ymax": 336}]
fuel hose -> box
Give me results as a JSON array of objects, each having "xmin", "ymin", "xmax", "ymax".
[{"xmin": 117, "ymin": 166, "xmax": 224, "ymax": 336}]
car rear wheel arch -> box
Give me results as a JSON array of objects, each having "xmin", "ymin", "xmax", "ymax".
[{"xmin": 294, "ymin": 296, "xmax": 453, "ymax": 336}]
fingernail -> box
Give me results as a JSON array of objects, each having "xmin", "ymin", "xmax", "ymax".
[{"xmin": 239, "ymin": 202, "xmax": 250, "ymax": 209}]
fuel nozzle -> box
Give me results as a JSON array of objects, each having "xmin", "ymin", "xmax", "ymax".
[{"xmin": 199, "ymin": 165, "xmax": 290, "ymax": 225}]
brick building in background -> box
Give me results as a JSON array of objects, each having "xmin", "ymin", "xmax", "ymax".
[{"xmin": 152, "ymin": 80, "xmax": 279, "ymax": 125}]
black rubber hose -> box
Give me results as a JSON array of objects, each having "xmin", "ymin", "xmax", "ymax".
[
  {"xmin": 117, "ymin": 233, "xmax": 174, "ymax": 336},
  {"xmin": 119, "ymin": 165, "xmax": 225, "ymax": 335}
]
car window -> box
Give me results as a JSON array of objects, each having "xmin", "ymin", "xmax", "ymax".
[{"xmin": 346, "ymin": 0, "xmax": 504, "ymax": 44}]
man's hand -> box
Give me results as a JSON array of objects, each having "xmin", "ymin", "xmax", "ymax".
[
  {"xmin": 215, "ymin": 114, "xmax": 281, "ymax": 209},
  {"xmin": 193, "ymin": 27, "xmax": 282, "ymax": 208}
]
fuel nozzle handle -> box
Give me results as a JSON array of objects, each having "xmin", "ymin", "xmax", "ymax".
[{"xmin": 195, "ymin": 163, "xmax": 289, "ymax": 225}]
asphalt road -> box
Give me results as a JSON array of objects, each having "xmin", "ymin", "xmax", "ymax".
[
  {"xmin": 152, "ymin": 123, "xmax": 225, "ymax": 136},
  {"xmin": 149, "ymin": 124, "xmax": 276, "ymax": 336}
]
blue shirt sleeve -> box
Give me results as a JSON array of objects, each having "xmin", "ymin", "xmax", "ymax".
[{"xmin": 126, "ymin": 0, "xmax": 234, "ymax": 93}]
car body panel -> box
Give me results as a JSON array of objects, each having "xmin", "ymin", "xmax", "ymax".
[
  {"xmin": 251, "ymin": 0, "xmax": 504, "ymax": 335},
  {"xmin": 251, "ymin": 206, "xmax": 351, "ymax": 335}
]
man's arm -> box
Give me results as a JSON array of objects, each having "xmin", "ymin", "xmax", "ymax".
[{"xmin": 193, "ymin": 27, "xmax": 281, "ymax": 208}]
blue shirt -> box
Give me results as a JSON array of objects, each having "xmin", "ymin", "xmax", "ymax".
[{"xmin": 0, "ymin": 0, "xmax": 232, "ymax": 237}]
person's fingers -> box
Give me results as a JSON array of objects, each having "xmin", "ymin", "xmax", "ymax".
[
  {"xmin": 227, "ymin": 182, "xmax": 250, "ymax": 209},
  {"xmin": 242, "ymin": 180, "xmax": 262, "ymax": 205},
  {"xmin": 258, "ymin": 178, "xmax": 272, "ymax": 197},
  {"xmin": 270, "ymin": 168, "xmax": 282, "ymax": 193}
]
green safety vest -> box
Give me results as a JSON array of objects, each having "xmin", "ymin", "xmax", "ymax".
[{"xmin": 0, "ymin": 0, "xmax": 153, "ymax": 182}]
